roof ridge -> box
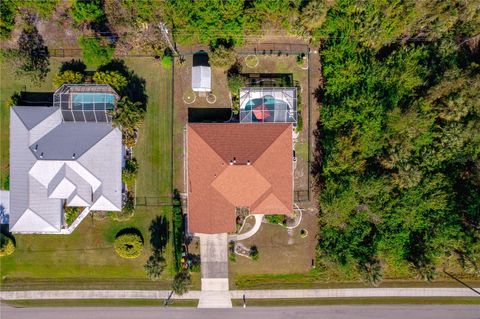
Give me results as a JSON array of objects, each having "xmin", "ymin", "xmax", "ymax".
[
  {"xmin": 252, "ymin": 192, "xmax": 290, "ymax": 214},
  {"xmin": 71, "ymin": 125, "xmax": 116, "ymax": 161},
  {"xmin": 252, "ymin": 124, "xmax": 291, "ymax": 164},
  {"xmin": 188, "ymin": 124, "xmax": 229, "ymax": 166},
  {"xmin": 12, "ymin": 208, "xmax": 59, "ymax": 231},
  {"xmin": 254, "ymin": 124, "xmax": 293, "ymax": 210}
]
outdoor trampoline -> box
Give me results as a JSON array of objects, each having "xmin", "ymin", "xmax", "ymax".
[{"xmin": 239, "ymin": 87, "xmax": 297, "ymax": 123}]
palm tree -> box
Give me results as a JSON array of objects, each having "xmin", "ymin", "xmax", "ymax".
[
  {"xmin": 171, "ymin": 270, "xmax": 191, "ymax": 296},
  {"xmin": 144, "ymin": 251, "xmax": 166, "ymax": 280},
  {"xmin": 112, "ymin": 97, "xmax": 145, "ymax": 146}
]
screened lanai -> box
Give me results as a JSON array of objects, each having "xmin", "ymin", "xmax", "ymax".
[
  {"xmin": 239, "ymin": 87, "xmax": 297, "ymax": 123},
  {"xmin": 53, "ymin": 84, "xmax": 120, "ymax": 123}
]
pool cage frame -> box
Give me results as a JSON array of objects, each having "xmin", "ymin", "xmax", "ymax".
[
  {"xmin": 239, "ymin": 87, "xmax": 297, "ymax": 124},
  {"xmin": 53, "ymin": 84, "xmax": 120, "ymax": 123}
]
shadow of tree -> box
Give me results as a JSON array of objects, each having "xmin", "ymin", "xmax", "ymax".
[
  {"xmin": 149, "ymin": 216, "xmax": 169, "ymax": 253},
  {"xmin": 115, "ymin": 227, "xmax": 144, "ymax": 243},
  {"xmin": 59, "ymin": 59, "xmax": 87, "ymax": 74},
  {"xmin": 0, "ymin": 224, "xmax": 16, "ymax": 246},
  {"xmin": 311, "ymin": 119, "xmax": 326, "ymax": 192},
  {"xmin": 98, "ymin": 59, "xmax": 148, "ymax": 107}
]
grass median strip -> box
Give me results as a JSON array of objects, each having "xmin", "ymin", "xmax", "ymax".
[
  {"xmin": 231, "ymin": 297, "xmax": 480, "ymax": 307},
  {"xmin": 2, "ymin": 299, "xmax": 198, "ymax": 308}
]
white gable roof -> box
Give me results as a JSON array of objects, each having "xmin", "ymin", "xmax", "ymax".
[
  {"xmin": 10, "ymin": 209, "xmax": 58, "ymax": 233},
  {"xmin": 192, "ymin": 66, "xmax": 211, "ymax": 92}
]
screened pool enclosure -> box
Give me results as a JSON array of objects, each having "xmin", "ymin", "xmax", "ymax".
[
  {"xmin": 53, "ymin": 84, "xmax": 120, "ymax": 123},
  {"xmin": 239, "ymin": 87, "xmax": 297, "ymax": 124}
]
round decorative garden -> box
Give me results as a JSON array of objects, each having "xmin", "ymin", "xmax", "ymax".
[
  {"xmin": 183, "ymin": 90, "xmax": 196, "ymax": 104},
  {"xmin": 206, "ymin": 93, "xmax": 217, "ymax": 104},
  {"xmin": 114, "ymin": 229, "xmax": 144, "ymax": 259},
  {"xmin": 245, "ymin": 54, "xmax": 259, "ymax": 68}
]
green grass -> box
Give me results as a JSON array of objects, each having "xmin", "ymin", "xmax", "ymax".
[
  {"xmin": 231, "ymin": 297, "xmax": 480, "ymax": 307},
  {"xmin": 2, "ymin": 299, "xmax": 198, "ymax": 307},
  {"xmin": 126, "ymin": 57, "xmax": 173, "ymax": 198},
  {"xmin": 234, "ymin": 272, "xmax": 480, "ymax": 290},
  {"xmin": 0, "ymin": 57, "xmax": 182, "ymax": 290}
]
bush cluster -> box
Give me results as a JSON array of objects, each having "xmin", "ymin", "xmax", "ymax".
[
  {"xmin": 114, "ymin": 232, "xmax": 143, "ymax": 259},
  {"xmin": 0, "ymin": 234, "xmax": 15, "ymax": 257}
]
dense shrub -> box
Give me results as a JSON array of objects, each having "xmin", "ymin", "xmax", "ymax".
[
  {"xmin": 227, "ymin": 73, "xmax": 245, "ymax": 96},
  {"xmin": 110, "ymin": 191, "xmax": 135, "ymax": 221},
  {"xmin": 265, "ymin": 214, "xmax": 286, "ymax": 225},
  {"xmin": 0, "ymin": 0, "xmax": 16, "ymax": 39},
  {"xmin": 209, "ymin": 45, "xmax": 236, "ymax": 69},
  {"xmin": 65, "ymin": 207, "xmax": 82, "ymax": 225},
  {"xmin": 122, "ymin": 158, "xmax": 139, "ymax": 186},
  {"xmin": 70, "ymin": 0, "xmax": 105, "ymax": 27},
  {"xmin": 93, "ymin": 70, "xmax": 128, "ymax": 92},
  {"xmin": 0, "ymin": 234, "xmax": 15, "ymax": 257},
  {"xmin": 6, "ymin": 91, "xmax": 21, "ymax": 107},
  {"xmin": 78, "ymin": 36, "xmax": 114, "ymax": 68},
  {"xmin": 249, "ymin": 245, "xmax": 259, "ymax": 261},
  {"xmin": 53, "ymin": 70, "xmax": 84, "ymax": 88},
  {"xmin": 114, "ymin": 231, "xmax": 144, "ymax": 259},
  {"xmin": 172, "ymin": 190, "xmax": 184, "ymax": 271}
]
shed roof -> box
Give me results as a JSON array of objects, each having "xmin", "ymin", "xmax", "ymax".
[{"xmin": 192, "ymin": 51, "xmax": 211, "ymax": 92}]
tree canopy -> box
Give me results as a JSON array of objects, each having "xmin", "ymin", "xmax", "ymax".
[{"xmin": 314, "ymin": 0, "xmax": 480, "ymax": 283}]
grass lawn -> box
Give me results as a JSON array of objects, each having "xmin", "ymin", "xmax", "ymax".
[
  {"xmin": 125, "ymin": 58, "xmax": 173, "ymax": 198},
  {"xmin": 0, "ymin": 57, "xmax": 194, "ymax": 290}
]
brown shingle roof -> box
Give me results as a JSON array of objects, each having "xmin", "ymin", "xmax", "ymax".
[{"xmin": 187, "ymin": 123, "xmax": 293, "ymax": 234}]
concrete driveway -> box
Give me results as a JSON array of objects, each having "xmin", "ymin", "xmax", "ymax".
[{"xmin": 197, "ymin": 233, "xmax": 232, "ymax": 308}]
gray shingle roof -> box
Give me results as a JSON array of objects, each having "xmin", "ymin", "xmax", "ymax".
[
  {"xmin": 30, "ymin": 123, "xmax": 113, "ymax": 160},
  {"xmin": 9, "ymin": 106, "xmax": 122, "ymax": 234},
  {"xmin": 13, "ymin": 106, "xmax": 59, "ymax": 130}
]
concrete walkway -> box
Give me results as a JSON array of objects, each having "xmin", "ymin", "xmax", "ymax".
[
  {"xmin": 229, "ymin": 214, "xmax": 263, "ymax": 241},
  {"xmin": 1, "ymin": 287, "xmax": 478, "ymax": 301},
  {"xmin": 197, "ymin": 233, "xmax": 232, "ymax": 308}
]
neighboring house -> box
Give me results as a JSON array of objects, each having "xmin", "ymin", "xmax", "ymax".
[
  {"xmin": 9, "ymin": 84, "xmax": 122, "ymax": 234},
  {"xmin": 192, "ymin": 51, "xmax": 211, "ymax": 92},
  {"xmin": 187, "ymin": 123, "xmax": 293, "ymax": 234}
]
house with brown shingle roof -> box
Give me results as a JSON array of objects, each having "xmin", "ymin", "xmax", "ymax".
[{"xmin": 187, "ymin": 123, "xmax": 293, "ymax": 234}]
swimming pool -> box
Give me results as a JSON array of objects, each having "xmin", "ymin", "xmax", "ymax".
[{"xmin": 72, "ymin": 93, "xmax": 116, "ymax": 111}]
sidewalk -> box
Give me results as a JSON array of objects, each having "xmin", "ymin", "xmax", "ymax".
[{"xmin": 1, "ymin": 287, "xmax": 478, "ymax": 301}]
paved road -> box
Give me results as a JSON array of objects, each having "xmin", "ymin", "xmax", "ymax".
[{"xmin": 1, "ymin": 304, "xmax": 479, "ymax": 319}]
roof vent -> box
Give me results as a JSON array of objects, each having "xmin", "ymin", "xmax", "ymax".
[
  {"xmin": 72, "ymin": 153, "xmax": 76, "ymax": 159},
  {"xmin": 247, "ymin": 160, "xmax": 251, "ymax": 165},
  {"xmin": 233, "ymin": 157, "xmax": 236, "ymax": 164},
  {"xmin": 40, "ymin": 152, "xmax": 44, "ymax": 159},
  {"xmin": 34, "ymin": 144, "xmax": 38, "ymax": 152},
  {"xmin": 229, "ymin": 160, "xmax": 233, "ymax": 166}
]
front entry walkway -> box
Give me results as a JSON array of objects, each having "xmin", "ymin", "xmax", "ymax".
[
  {"xmin": 229, "ymin": 214, "xmax": 264, "ymax": 241},
  {"xmin": 197, "ymin": 233, "xmax": 232, "ymax": 308}
]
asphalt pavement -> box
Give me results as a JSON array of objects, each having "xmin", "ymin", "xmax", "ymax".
[{"xmin": 1, "ymin": 304, "xmax": 480, "ymax": 319}]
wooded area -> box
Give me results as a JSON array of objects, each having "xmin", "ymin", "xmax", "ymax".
[{"xmin": 312, "ymin": 1, "xmax": 479, "ymax": 284}]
